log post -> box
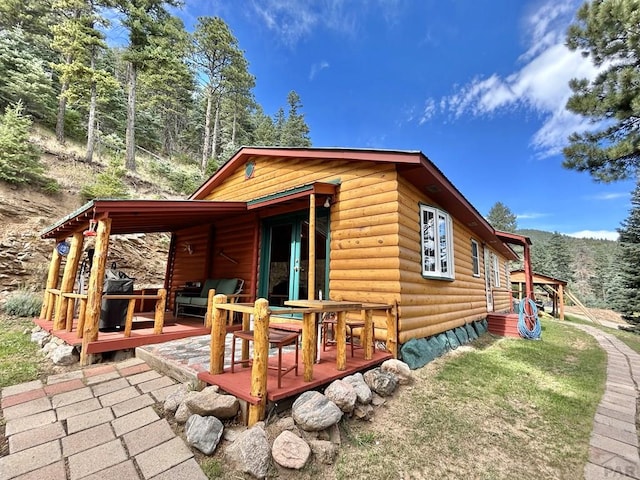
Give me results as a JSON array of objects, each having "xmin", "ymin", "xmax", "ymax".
[
  {"xmin": 205, "ymin": 288, "xmax": 216, "ymax": 329},
  {"xmin": 40, "ymin": 244, "xmax": 62, "ymax": 319},
  {"xmin": 153, "ymin": 289, "xmax": 166, "ymax": 334},
  {"xmin": 558, "ymin": 284, "xmax": 565, "ymax": 321},
  {"xmin": 361, "ymin": 308, "xmax": 373, "ymax": 360},
  {"xmin": 248, "ymin": 298, "xmax": 269, "ymax": 426},
  {"xmin": 308, "ymin": 193, "xmax": 315, "ymax": 300},
  {"xmin": 241, "ymin": 312, "xmax": 250, "ymax": 363},
  {"xmin": 210, "ymin": 294, "xmax": 228, "ymax": 374},
  {"xmin": 77, "ymin": 298, "xmax": 87, "ymax": 338},
  {"xmin": 124, "ymin": 299, "xmax": 137, "ymax": 337},
  {"xmin": 386, "ymin": 303, "xmax": 398, "ymax": 358},
  {"xmin": 336, "ymin": 310, "xmax": 347, "ymax": 371},
  {"xmin": 80, "ymin": 218, "xmax": 111, "ymax": 366},
  {"xmin": 54, "ymin": 232, "xmax": 84, "ymax": 330},
  {"xmin": 65, "ymin": 298, "xmax": 75, "ymax": 332},
  {"xmin": 302, "ymin": 311, "xmax": 315, "ymax": 381}
]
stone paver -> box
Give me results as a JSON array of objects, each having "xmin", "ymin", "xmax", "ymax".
[
  {"xmin": 0, "ymin": 440, "xmax": 62, "ymax": 480},
  {"xmin": 111, "ymin": 406, "xmax": 159, "ymax": 437},
  {"xmin": 111, "ymin": 393, "xmax": 155, "ymax": 417},
  {"xmin": 67, "ymin": 439, "xmax": 128, "ymax": 480},
  {"xmin": 90, "ymin": 377, "xmax": 130, "ymax": 397},
  {"xmin": 62, "ymin": 423, "xmax": 116, "ymax": 457},
  {"xmin": 50, "ymin": 387, "xmax": 93, "ymax": 409},
  {"xmin": 66, "ymin": 406, "xmax": 115, "ymax": 434},
  {"xmin": 99, "ymin": 385, "xmax": 139, "ymax": 407},
  {"xmin": 148, "ymin": 458, "xmax": 208, "ymax": 480},
  {"xmin": 4, "ymin": 410, "xmax": 57, "ymax": 436},
  {"xmin": 2, "ymin": 396, "xmax": 52, "ymax": 421},
  {"xmin": 8, "ymin": 422, "xmax": 66, "ymax": 453},
  {"xmin": 134, "ymin": 437, "xmax": 194, "ymax": 479},
  {"xmin": 12, "ymin": 460, "xmax": 66, "ymax": 480},
  {"xmin": 80, "ymin": 460, "xmax": 139, "ymax": 480},
  {"xmin": 1, "ymin": 380, "xmax": 43, "ymax": 399},
  {"xmin": 56, "ymin": 398, "xmax": 102, "ymax": 421},
  {"xmin": 122, "ymin": 419, "xmax": 175, "ymax": 456}
]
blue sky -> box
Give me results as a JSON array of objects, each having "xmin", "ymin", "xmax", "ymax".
[{"xmin": 171, "ymin": 0, "xmax": 634, "ymax": 240}]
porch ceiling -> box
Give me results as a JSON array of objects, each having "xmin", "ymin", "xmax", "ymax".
[{"xmin": 41, "ymin": 199, "xmax": 248, "ymax": 240}]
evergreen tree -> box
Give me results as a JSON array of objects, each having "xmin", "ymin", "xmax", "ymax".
[
  {"xmin": 280, "ymin": 90, "xmax": 311, "ymax": 147},
  {"xmin": 546, "ymin": 232, "xmax": 574, "ymax": 282},
  {"xmin": 615, "ymin": 178, "xmax": 640, "ymax": 321},
  {"xmin": 486, "ymin": 201, "xmax": 517, "ymax": 232},
  {"xmin": 0, "ymin": 102, "xmax": 45, "ymax": 185},
  {"xmin": 563, "ymin": 0, "xmax": 640, "ymax": 181}
]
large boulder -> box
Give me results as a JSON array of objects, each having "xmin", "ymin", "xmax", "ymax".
[
  {"xmin": 380, "ymin": 359, "xmax": 412, "ymax": 385},
  {"xmin": 292, "ymin": 391, "xmax": 342, "ymax": 431},
  {"xmin": 226, "ymin": 425, "xmax": 271, "ymax": 479},
  {"xmin": 163, "ymin": 384, "xmax": 190, "ymax": 413},
  {"xmin": 51, "ymin": 345, "xmax": 78, "ymax": 366},
  {"xmin": 308, "ymin": 439, "xmax": 339, "ymax": 464},
  {"xmin": 186, "ymin": 387, "xmax": 239, "ymax": 419},
  {"xmin": 185, "ymin": 414, "xmax": 224, "ymax": 455},
  {"xmin": 271, "ymin": 430, "xmax": 311, "ymax": 470},
  {"xmin": 363, "ymin": 368, "xmax": 398, "ymax": 397},
  {"xmin": 324, "ymin": 380, "xmax": 357, "ymax": 413},
  {"xmin": 341, "ymin": 373, "xmax": 372, "ymax": 404}
]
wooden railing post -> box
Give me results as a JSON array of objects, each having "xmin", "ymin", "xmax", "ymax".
[
  {"xmin": 77, "ymin": 297, "xmax": 87, "ymax": 338},
  {"xmin": 361, "ymin": 308, "xmax": 373, "ymax": 360},
  {"xmin": 124, "ymin": 299, "xmax": 137, "ymax": 337},
  {"xmin": 153, "ymin": 288, "xmax": 166, "ymax": 334},
  {"xmin": 54, "ymin": 232, "xmax": 84, "ymax": 330},
  {"xmin": 302, "ymin": 311, "xmax": 315, "ymax": 381},
  {"xmin": 40, "ymin": 245, "xmax": 62, "ymax": 319},
  {"xmin": 210, "ymin": 294, "xmax": 228, "ymax": 374},
  {"xmin": 336, "ymin": 310, "xmax": 347, "ymax": 371},
  {"xmin": 386, "ymin": 303, "xmax": 398, "ymax": 358},
  {"xmin": 241, "ymin": 312, "xmax": 251, "ymax": 363},
  {"xmin": 205, "ymin": 288, "xmax": 216, "ymax": 328},
  {"xmin": 248, "ymin": 298, "xmax": 269, "ymax": 426}
]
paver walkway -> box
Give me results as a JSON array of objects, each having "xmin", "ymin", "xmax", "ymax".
[
  {"xmin": 0, "ymin": 358, "xmax": 206, "ymax": 480},
  {"xmin": 571, "ymin": 323, "xmax": 640, "ymax": 480}
]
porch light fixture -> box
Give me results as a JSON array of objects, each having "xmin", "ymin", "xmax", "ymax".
[
  {"xmin": 323, "ymin": 196, "xmax": 332, "ymax": 208},
  {"xmin": 83, "ymin": 219, "xmax": 97, "ymax": 237}
]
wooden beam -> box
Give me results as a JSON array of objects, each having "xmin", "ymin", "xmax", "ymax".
[
  {"xmin": 302, "ymin": 311, "xmax": 315, "ymax": 381},
  {"xmin": 80, "ymin": 218, "xmax": 111, "ymax": 366},
  {"xmin": 40, "ymin": 244, "xmax": 62, "ymax": 319},
  {"xmin": 248, "ymin": 298, "xmax": 269, "ymax": 426},
  {"xmin": 361, "ymin": 308, "xmax": 373, "ymax": 360},
  {"xmin": 336, "ymin": 310, "xmax": 347, "ymax": 370},
  {"xmin": 308, "ymin": 193, "xmax": 316, "ymax": 300},
  {"xmin": 210, "ymin": 294, "xmax": 228, "ymax": 375},
  {"xmin": 54, "ymin": 232, "xmax": 84, "ymax": 330}
]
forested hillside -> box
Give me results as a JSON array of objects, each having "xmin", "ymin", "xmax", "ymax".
[
  {"xmin": 0, "ymin": 0, "xmax": 311, "ymax": 182},
  {"xmin": 518, "ymin": 229, "xmax": 621, "ymax": 309}
]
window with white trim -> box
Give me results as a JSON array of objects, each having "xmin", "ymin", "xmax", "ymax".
[
  {"xmin": 471, "ymin": 239, "xmax": 480, "ymax": 277},
  {"xmin": 492, "ymin": 253, "xmax": 501, "ymax": 287},
  {"xmin": 420, "ymin": 204, "xmax": 454, "ymax": 279}
]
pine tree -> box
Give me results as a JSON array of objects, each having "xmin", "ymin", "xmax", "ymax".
[
  {"xmin": 486, "ymin": 201, "xmax": 517, "ymax": 232},
  {"xmin": 546, "ymin": 232, "xmax": 574, "ymax": 282},
  {"xmin": 616, "ymin": 178, "xmax": 640, "ymax": 321},
  {"xmin": 563, "ymin": 0, "xmax": 640, "ymax": 181},
  {"xmin": 0, "ymin": 102, "xmax": 45, "ymax": 185},
  {"xmin": 280, "ymin": 91, "xmax": 311, "ymax": 147}
]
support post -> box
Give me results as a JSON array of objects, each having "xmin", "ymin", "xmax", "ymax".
[
  {"xmin": 336, "ymin": 310, "xmax": 347, "ymax": 370},
  {"xmin": 308, "ymin": 193, "xmax": 316, "ymax": 300},
  {"xmin": 558, "ymin": 284, "xmax": 565, "ymax": 321},
  {"xmin": 248, "ymin": 298, "xmax": 269, "ymax": 426},
  {"xmin": 40, "ymin": 244, "xmax": 62, "ymax": 319},
  {"xmin": 124, "ymin": 299, "xmax": 137, "ymax": 337},
  {"xmin": 205, "ymin": 288, "xmax": 216, "ymax": 328},
  {"xmin": 302, "ymin": 311, "xmax": 315, "ymax": 381},
  {"xmin": 54, "ymin": 232, "xmax": 84, "ymax": 330},
  {"xmin": 361, "ymin": 308, "xmax": 373, "ymax": 360},
  {"xmin": 80, "ymin": 218, "xmax": 111, "ymax": 366},
  {"xmin": 386, "ymin": 303, "xmax": 398, "ymax": 358},
  {"xmin": 241, "ymin": 312, "xmax": 251, "ymax": 363},
  {"xmin": 210, "ymin": 294, "xmax": 228, "ymax": 374},
  {"xmin": 153, "ymin": 288, "xmax": 166, "ymax": 334},
  {"xmin": 76, "ymin": 298, "xmax": 87, "ymax": 338}
]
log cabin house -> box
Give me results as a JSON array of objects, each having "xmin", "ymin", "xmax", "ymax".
[{"xmin": 38, "ymin": 147, "xmax": 532, "ymax": 422}]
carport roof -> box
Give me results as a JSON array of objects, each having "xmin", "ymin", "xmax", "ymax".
[{"xmin": 40, "ymin": 199, "xmax": 247, "ymax": 240}]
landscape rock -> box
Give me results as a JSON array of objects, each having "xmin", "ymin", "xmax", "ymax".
[
  {"xmin": 226, "ymin": 425, "xmax": 271, "ymax": 479},
  {"xmin": 164, "ymin": 384, "xmax": 190, "ymax": 413},
  {"xmin": 51, "ymin": 345, "xmax": 78, "ymax": 366},
  {"xmin": 269, "ymin": 415, "xmax": 300, "ymax": 439},
  {"xmin": 371, "ymin": 393, "xmax": 386, "ymax": 406},
  {"xmin": 185, "ymin": 414, "xmax": 224, "ymax": 455},
  {"xmin": 342, "ymin": 372, "xmax": 372, "ymax": 404},
  {"xmin": 363, "ymin": 368, "xmax": 398, "ymax": 397},
  {"xmin": 186, "ymin": 388, "xmax": 239, "ymax": 419},
  {"xmin": 381, "ymin": 359, "xmax": 412, "ymax": 384},
  {"xmin": 271, "ymin": 430, "xmax": 311, "ymax": 470},
  {"xmin": 353, "ymin": 403, "xmax": 374, "ymax": 420},
  {"xmin": 31, "ymin": 330, "xmax": 50, "ymax": 347},
  {"xmin": 309, "ymin": 439, "xmax": 339, "ymax": 464},
  {"xmin": 292, "ymin": 391, "xmax": 343, "ymax": 431},
  {"xmin": 324, "ymin": 379, "xmax": 357, "ymax": 413},
  {"xmin": 174, "ymin": 391, "xmax": 199, "ymax": 423}
]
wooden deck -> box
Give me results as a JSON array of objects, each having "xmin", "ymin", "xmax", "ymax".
[
  {"xmin": 34, "ymin": 313, "xmax": 211, "ymax": 354},
  {"xmin": 198, "ymin": 346, "xmax": 393, "ymax": 404}
]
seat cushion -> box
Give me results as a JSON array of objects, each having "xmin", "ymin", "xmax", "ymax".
[
  {"xmin": 175, "ymin": 296, "xmax": 192, "ymax": 305},
  {"xmin": 215, "ymin": 278, "xmax": 239, "ymax": 295},
  {"xmin": 200, "ymin": 279, "xmax": 221, "ymax": 296},
  {"xmin": 190, "ymin": 297, "xmax": 208, "ymax": 307}
]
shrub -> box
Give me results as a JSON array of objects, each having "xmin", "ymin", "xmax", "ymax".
[
  {"xmin": 80, "ymin": 158, "xmax": 130, "ymax": 202},
  {"xmin": 3, "ymin": 290, "xmax": 43, "ymax": 317},
  {"xmin": 0, "ymin": 102, "xmax": 45, "ymax": 185}
]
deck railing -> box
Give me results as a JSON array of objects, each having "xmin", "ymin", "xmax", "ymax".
[
  {"xmin": 42, "ymin": 288, "xmax": 167, "ymax": 338},
  {"xmin": 208, "ymin": 295, "xmax": 395, "ymax": 426}
]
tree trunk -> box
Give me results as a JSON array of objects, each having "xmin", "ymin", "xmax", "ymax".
[
  {"xmin": 201, "ymin": 87, "xmax": 213, "ymax": 171},
  {"xmin": 55, "ymin": 56, "xmax": 72, "ymax": 144},
  {"xmin": 231, "ymin": 97, "xmax": 237, "ymax": 146},
  {"xmin": 125, "ymin": 62, "xmax": 137, "ymax": 172},
  {"xmin": 211, "ymin": 96, "xmax": 221, "ymax": 163},
  {"xmin": 85, "ymin": 50, "xmax": 97, "ymax": 164}
]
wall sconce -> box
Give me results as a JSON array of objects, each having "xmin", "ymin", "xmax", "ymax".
[
  {"xmin": 184, "ymin": 243, "xmax": 195, "ymax": 255},
  {"xmin": 83, "ymin": 219, "xmax": 97, "ymax": 237},
  {"xmin": 323, "ymin": 196, "xmax": 332, "ymax": 208}
]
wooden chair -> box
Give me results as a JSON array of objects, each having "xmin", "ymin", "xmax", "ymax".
[
  {"xmin": 230, "ymin": 328, "xmax": 299, "ymax": 388},
  {"xmin": 322, "ymin": 313, "xmax": 375, "ymax": 357}
]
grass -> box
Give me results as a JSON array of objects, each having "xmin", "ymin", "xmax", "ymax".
[
  {"xmin": 334, "ymin": 319, "xmax": 606, "ymax": 480},
  {"xmin": 0, "ymin": 314, "xmax": 45, "ymax": 388},
  {"xmin": 563, "ymin": 313, "xmax": 640, "ymax": 354}
]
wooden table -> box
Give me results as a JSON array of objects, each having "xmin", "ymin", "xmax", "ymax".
[{"xmin": 284, "ymin": 300, "xmax": 363, "ymax": 374}]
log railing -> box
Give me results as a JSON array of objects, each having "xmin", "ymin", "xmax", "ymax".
[
  {"xmin": 42, "ymin": 288, "xmax": 167, "ymax": 338},
  {"xmin": 208, "ymin": 295, "xmax": 395, "ymax": 426}
]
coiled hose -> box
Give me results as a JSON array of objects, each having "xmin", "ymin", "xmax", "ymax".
[{"xmin": 518, "ymin": 298, "xmax": 541, "ymax": 339}]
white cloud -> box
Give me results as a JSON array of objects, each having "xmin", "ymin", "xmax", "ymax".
[
  {"xmin": 587, "ymin": 192, "xmax": 628, "ymax": 200},
  {"xmin": 566, "ymin": 230, "xmax": 619, "ymax": 241},
  {"xmin": 516, "ymin": 212, "xmax": 548, "ymax": 220},
  {"xmin": 309, "ymin": 61, "xmax": 330, "ymax": 80},
  {"xmin": 429, "ymin": 0, "xmax": 600, "ymax": 157},
  {"xmin": 418, "ymin": 98, "xmax": 436, "ymax": 125}
]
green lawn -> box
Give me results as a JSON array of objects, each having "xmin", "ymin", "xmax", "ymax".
[{"xmin": 0, "ymin": 314, "xmax": 45, "ymax": 389}]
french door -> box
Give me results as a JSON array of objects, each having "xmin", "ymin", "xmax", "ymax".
[{"xmin": 260, "ymin": 212, "xmax": 329, "ymax": 306}]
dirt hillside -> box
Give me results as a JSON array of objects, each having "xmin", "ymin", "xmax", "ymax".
[{"xmin": 0, "ymin": 132, "xmax": 175, "ymax": 300}]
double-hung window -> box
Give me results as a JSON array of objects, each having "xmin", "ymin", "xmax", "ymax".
[
  {"xmin": 492, "ymin": 253, "xmax": 501, "ymax": 287},
  {"xmin": 420, "ymin": 204, "xmax": 454, "ymax": 280},
  {"xmin": 471, "ymin": 239, "xmax": 480, "ymax": 277}
]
